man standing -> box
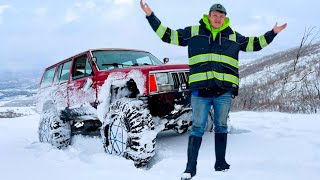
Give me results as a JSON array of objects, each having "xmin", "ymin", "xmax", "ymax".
[{"xmin": 140, "ymin": 1, "xmax": 287, "ymax": 179}]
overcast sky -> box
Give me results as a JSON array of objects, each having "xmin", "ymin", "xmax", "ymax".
[{"xmin": 0, "ymin": 0, "xmax": 319, "ymax": 73}]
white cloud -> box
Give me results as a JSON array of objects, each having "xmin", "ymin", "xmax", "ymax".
[
  {"xmin": 0, "ymin": 5, "xmax": 10, "ymax": 25},
  {"xmin": 112, "ymin": 0, "xmax": 133, "ymax": 5},
  {"xmin": 104, "ymin": 0, "xmax": 133, "ymax": 5},
  {"xmin": 34, "ymin": 8, "xmax": 47, "ymax": 17},
  {"xmin": 65, "ymin": 9, "xmax": 79, "ymax": 23},
  {"xmin": 235, "ymin": 23, "xmax": 264, "ymax": 36},
  {"xmin": 102, "ymin": 0, "xmax": 134, "ymax": 22},
  {"xmin": 0, "ymin": 5, "xmax": 10, "ymax": 14},
  {"xmin": 63, "ymin": 0, "xmax": 134, "ymax": 24},
  {"xmin": 251, "ymin": 15, "xmax": 262, "ymax": 21},
  {"xmin": 64, "ymin": 1, "xmax": 97, "ymax": 23},
  {"xmin": 234, "ymin": 14, "xmax": 283, "ymax": 36},
  {"xmin": 103, "ymin": 6, "xmax": 131, "ymax": 22}
]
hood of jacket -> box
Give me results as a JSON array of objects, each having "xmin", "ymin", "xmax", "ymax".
[{"xmin": 201, "ymin": 14, "xmax": 230, "ymax": 40}]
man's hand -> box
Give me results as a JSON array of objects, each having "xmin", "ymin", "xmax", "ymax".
[
  {"xmin": 273, "ymin": 22, "xmax": 287, "ymax": 34},
  {"xmin": 140, "ymin": 0, "xmax": 152, "ymax": 16}
]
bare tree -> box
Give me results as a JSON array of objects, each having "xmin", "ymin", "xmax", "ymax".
[
  {"xmin": 234, "ymin": 26, "xmax": 320, "ymax": 113},
  {"xmin": 277, "ymin": 26, "xmax": 320, "ymax": 113},
  {"xmin": 293, "ymin": 27, "xmax": 319, "ymax": 71}
]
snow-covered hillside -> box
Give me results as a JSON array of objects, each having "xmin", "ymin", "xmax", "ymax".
[
  {"xmin": 0, "ymin": 107, "xmax": 319, "ymax": 180},
  {"xmin": 233, "ymin": 42, "xmax": 320, "ymax": 113}
]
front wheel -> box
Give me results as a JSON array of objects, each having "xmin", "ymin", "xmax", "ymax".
[{"xmin": 101, "ymin": 98, "xmax": 156, "ymax": 167}]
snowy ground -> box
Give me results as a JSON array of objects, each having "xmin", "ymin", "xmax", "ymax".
[{"xmin": 0, "ymin": 107, "xmax": 319, "ymax": 180}]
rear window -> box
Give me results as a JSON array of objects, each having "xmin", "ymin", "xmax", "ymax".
[{"xmin": 41, "ymin": 67, "xmax": 56, "ymax": 87}]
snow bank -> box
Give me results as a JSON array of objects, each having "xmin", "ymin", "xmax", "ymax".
[{"xmin": 0, "ymin": 110, "xmax": 319, "ymax": 180}]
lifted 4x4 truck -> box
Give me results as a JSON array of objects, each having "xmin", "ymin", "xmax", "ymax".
[{"xmin": 37, "ymin": 49, "xmax": 214, "ymax": 167}]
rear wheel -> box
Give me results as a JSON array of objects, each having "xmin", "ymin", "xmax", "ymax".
[
  {"xmin": 101, "ymin": 98, "xmax": 156, "ymax": 167},
  {"xmin": 173, "ymin": 108, "xmax": 214, "ymax": 134},
  {"xmin": 207, "ymin": 110, "xmax": 232, "ymax": 133},
  {"xmin": 206, "ymin": 108, "xmax": 214, "ymax": 132},
  {"xmin": 173, "ymin": 110, "xmax": 192, "ymax": 134},
  {"xmin": 38, "ymin": 108, "xmax": 71, "ymax": 149}
]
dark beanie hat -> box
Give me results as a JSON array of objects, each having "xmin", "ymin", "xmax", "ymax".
[{"xmin": 209, "ymin": 4, "xmax": 227, "ymax": 15}]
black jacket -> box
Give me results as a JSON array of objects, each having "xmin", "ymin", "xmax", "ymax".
[{"xmin": 146, "ymin": 13, "xmax": 277, "ymax": 96}]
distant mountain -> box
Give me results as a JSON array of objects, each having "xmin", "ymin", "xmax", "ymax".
[
  {"xmin": 0, "ymin": 71, "xmax": 40, "ymax": 107},
  {"xmin": 0, "ymin": 71, "xmax": 41, "ymax": 90},
  {"xmin": 233, "ymin": 42, "xmax": 320, "ymax": 113}
]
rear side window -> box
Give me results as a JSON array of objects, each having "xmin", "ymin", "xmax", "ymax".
[
  {"xmin": 41, "ymin": 67, "xmax": 57, "ymax": 87},
  {"xmin": 56, "ymin": 61, "xmax": 72, "ymax": 82}
]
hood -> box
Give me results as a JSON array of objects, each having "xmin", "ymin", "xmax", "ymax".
[{"xmin": 97, "ymin": 64, "xmax": 189, "ymax": 76}]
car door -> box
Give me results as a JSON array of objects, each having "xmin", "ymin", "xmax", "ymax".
[
  {"xmin": 52, "ymin": 60, "xmax": 72, "ymax": 108},
  {"xmin": 38, "ymin": 66, "xmax": 58, "ymax": 106},
  {"xmin": 68, "ymin": 53, "xmax": 96, "ymax": 107}
]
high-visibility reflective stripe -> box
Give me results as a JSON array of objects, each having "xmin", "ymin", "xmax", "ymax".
[
  {"xmin": 258, "ymin": 35, "xmax": 268, "ymax": 48},
  {"xmin": 156, "ymin": 23, "xmax": 167, "ymax": 39},
  {"xmin": 170, "ymin": 30, "xmax": 179, "ymax": 45},
  {"xmin": 229, "ymin": 31, "xmax": 236, "ymax": 42},
  {"xmin": 189, "ymin": 71, "xmax": 239, "ymax": 85},
  {"xmin": 191, "ymin": 25, "xmax": 200, "ymax": 37},
  {"xmin": 189, "ymin": 53, "xmax": 238, "ymax": 68},
  {"xmin": 246, "ymin": 36, "xmax": 254, "ymax": 52}
]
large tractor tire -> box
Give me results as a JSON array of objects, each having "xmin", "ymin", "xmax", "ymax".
[
  {"xmin": 101, "ymin": 98, "xmax": 156, "ymax": 167},
  {"xmin": 38, "ymin": 107, "xmax": 71, "ymax": 149}
]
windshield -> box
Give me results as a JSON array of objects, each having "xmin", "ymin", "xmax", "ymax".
[{"xmin": 92, "ymin": 50, "xmax": 163, "ymax": 70}]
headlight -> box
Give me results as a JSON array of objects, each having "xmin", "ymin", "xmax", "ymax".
[
  {"xmin": 149, "ymin": 72, "xmax": 175, "ymax": 93},
  {"xmin": 155, "ymin": 73, "xmax": 171, "ymax": 85}
]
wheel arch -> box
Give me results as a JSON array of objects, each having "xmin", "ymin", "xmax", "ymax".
[
  {"xmin": 41, "ymin": 100, "xmax": 56, "ymax": 112},
  {"xmin": 110, "ymin": 78, "xmax": 140, "ymax": 101}
]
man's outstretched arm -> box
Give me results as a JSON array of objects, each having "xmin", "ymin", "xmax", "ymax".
[
  {"xmin": 238, "ymin": 22, "xmax": 287, "ymax": 52},
  {"xmin": 140, "ymin": 0, "xmax": 189, "ymax": 47},
  {"xmin": 140, "ymin": 0, "xmax": 152, "ymax": 16},
  {"xmin": 273, "ymin": 22, "xmax": 287, "ymax": 34}
]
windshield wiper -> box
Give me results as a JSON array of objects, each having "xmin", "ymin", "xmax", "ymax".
[
  {"xmin": 132, "ymin": 63, "xmax": 151, "ymax": 66},
  {"xmin": 102, "ymin": 63, "xmax": 133, "ymax": 67},
  {"xmin": 102, "ymin": 63, "xmax": 152, "ymax": 68}
]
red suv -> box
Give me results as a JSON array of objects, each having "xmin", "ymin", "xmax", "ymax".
[{"xmin": 37, "ymin": 48, "xmax": 213, "ymax": 167}]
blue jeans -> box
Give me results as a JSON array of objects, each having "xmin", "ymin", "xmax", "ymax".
[{"xmin": 189, "ymin": 91, "xmax": 232, "ymax": 137}]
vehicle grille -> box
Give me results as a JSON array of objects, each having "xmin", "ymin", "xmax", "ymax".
[{"xmin": 171, "ymin": 71, "xmax": 189, "ymax": 90}]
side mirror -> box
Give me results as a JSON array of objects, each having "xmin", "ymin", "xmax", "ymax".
[
  {"xmin": 163, "ymin": 57, "xmax": 169, "ymax": 64},
  {"xmin": 91, "ymin": 57, "xmax": 97, "ymax": 63}
]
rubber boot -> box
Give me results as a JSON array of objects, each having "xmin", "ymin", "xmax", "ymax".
[
  {"xmin": 214, "ymin": 133, "xmax": 230, "ymax": 171},
  {"xmin": 181, "ymin": 136, "xmax": 202, "ymax": 180}
]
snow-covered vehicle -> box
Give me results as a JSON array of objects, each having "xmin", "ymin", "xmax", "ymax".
[{"xmin": 37, "ymin": 48, "xmax": 214, "ymax": 167}]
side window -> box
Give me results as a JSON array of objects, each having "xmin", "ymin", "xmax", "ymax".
[
  {"xmin": 41, "ymin": 67, "xmax": 57, "ymax": 87},
  {"xmin": 56, "ymin": 61, "xmax": 72, "ymax": 82},
  {"xmin": 72, "ymin": 54, "xmax": 93, "ymax": 80}
]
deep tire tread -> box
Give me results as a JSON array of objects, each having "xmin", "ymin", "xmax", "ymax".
[
  {"xmin": 38, "ymin": 108, "xmax": 71, "ymax": 149},
  {"xmin": 101, "ymin": 98, "xmax": 156, "ymax": 167}
]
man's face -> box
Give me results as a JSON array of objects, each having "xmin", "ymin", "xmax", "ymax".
[{"xmin": 208, "ymin": 11, "xmax": 226, "ymax": 29}]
